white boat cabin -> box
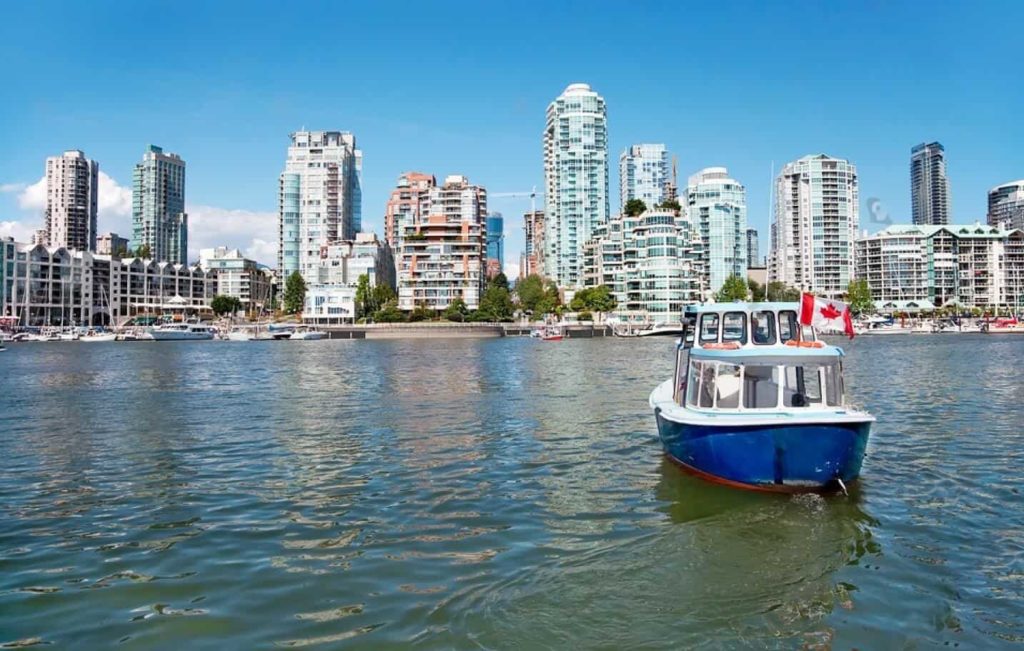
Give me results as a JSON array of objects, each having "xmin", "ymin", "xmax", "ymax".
[{"xmin": 672, "ymin": 303, "xmax": 847, "ymax": 412}]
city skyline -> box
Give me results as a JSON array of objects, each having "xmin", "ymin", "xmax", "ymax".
[{"xmin": 1, "ymin": 2, "xmax": 1022, "ymax": 274}]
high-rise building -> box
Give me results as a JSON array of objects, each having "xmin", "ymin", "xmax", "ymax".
[
  {"xmin": 277, "ymin": 131, "xmax": 362, "ymax": 282},
  {"xmin": 132, "ymin": 145, "xmax": 187, "ymax": 264},
  {"xmin": 910, "ymin": 142, "xmax": 950, "ymax": 225},
  {"xmin": 856, "ymin": 223, "xmax": 1024, "ymax": 309},
  {"xmin": 384, "ymin": 172, "xmax": 436, "ymax": 249},
  {"xmin": 397, "ymin": 175, "xmax": 487, "ymax": 310},
  {"xmin": 199, "ymin": 247, "xmax": 274, "ymax": 313},
  {"xmin": 302, "ymin": 233, "xmax": 396, "ymax": 324},
  {"xmin": 521, "ymin": 210, "xmax": 545, "ymax": 279},
  {"xmin": 620, "ymin": 144, "xmax": 670, "ymax": 211},
  {"xmin": 485, "ymin": 213, "xmax": 504, "ymax": 278},
  {"xmin": 96, "ymin": 232, "xmax": 129, "ymax": 257},
  {"xmin": 44, "ymin": 150, "xmax": 99, "ymax": 252},
  {"xmin": 685, "ymin": 167, "xmax": 748, "ymax": 296},
  {"xmin": 582, "ymin": 209, "xmax": 702, "ymax": 322},
  {"xmin": 768, "ymin": 154, "xmax": 859, "ymax": 299},
  {"xmin": 544, "ymin": 83, "xmax": 609, "ymax": 288},
  {"xmin": 746, "ymin": 228, "xmax": 760, "ymax": 269},
  {"xmin": 988, "ymin": 180, "xmax": 1024, "ymax": 231}
]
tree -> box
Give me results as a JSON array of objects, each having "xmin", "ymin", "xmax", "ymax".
[
  {"xmin": 373, "ymin": 299, "xmax": 405, "ymax": 323},
  {"xmin": 624, "ymin": 198, "xmax": 647, "ymax": 217},
  {"xmin": 408, "ymin": 304, "xmax": 435, "ymax": 322},
  {"xmin": 748, "ymin": 279, "xmax": 767, "ymax": 302},
  {"xmin": 716, "ymin": 274, "xmax": 749, "ymax": 302},
  {"xmin": 766, "ymin": 281, "xmax": 801, "ymax": 302},
  {"xmin": 443, "ymin": 297, "xmax": 468, "ymax": 322},
  {"xmin": 516, "ymin": 274, "xmax": 545, "ymax": 313},
  {"xmin": 586, "ymin": 285, "xmax": 617, "ymax": 314},
  {"xmin": 846, "ymin": 279, "xmax": 874, "ymax": 315},
  {"xmin": 535, "ymin": 281, "xmax": 562, "ymax": 316},
  {"xmin": 658, "ymin": 198, "xmax": 682, "ymax": 212},
  {"xmin": 355, "ymin": 273, "xmax": 372, "ymax": 317},
  {"xmin": 372, "ymin": 283, "xmax": 396, "ymax": 311},
  {"xmin": 134, "ymin": 244, "xmax": 152, "ymax": 259},
  {"xmin": 578, "ymin": 310, "xmax": 593, "ymax": 322},
  {"xmin": 478, "ymin": 275, "xmax": 515, "ymax": 321},
  {"xmin": 211, "ymin": 294, "xmax": 242, "ymax": 316},
  {"xmin": 283, "ymin": 271, "xmax": 308, "ymax": 315}
]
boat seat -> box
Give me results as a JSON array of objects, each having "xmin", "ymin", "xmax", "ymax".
[{"xmin": 716, "ymin": 373, "xmax": 741, "ymax": 407}]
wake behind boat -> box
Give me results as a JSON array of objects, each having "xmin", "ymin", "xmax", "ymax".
[{"xmin": 649, "ymin": 300, "xmax": 874, "ymax": 492}]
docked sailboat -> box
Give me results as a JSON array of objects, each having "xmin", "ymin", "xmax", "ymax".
[{"xmin": 649, "ymin": 299, "xmax": 874, "ymax": 492}]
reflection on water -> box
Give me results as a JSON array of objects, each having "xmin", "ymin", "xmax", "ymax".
[{"xmin": 0, "ymin": 336, "xmax": 1022, "ymax": 648}]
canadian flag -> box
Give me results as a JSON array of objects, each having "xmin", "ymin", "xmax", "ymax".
[{"xmin": 799, "ymin": 293, "xmax": 856, "ymax": 339}]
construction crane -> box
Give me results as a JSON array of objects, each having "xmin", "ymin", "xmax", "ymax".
[
  {"xmin": 490, "ymin": 186, "xmax": 545, "ymax": 217},
  {"xmin": 490, "ymin": 187, "xmax": 546, "ymax": 276}
]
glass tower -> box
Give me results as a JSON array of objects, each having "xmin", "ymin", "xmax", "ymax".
[
  {"xmin": 543, "ymin": 83, "xmax": 608, "ymax": 288},
  {"xmin": 619, "ymin": 144, "xmax": 670, "ymax": 211},
  {"xmin": 686, "ymin": 167, "xmax": 748, "ymax": 296},
  {"xmin": 132, "ymin": 145, "xmax": 187, "ymax": 264},
  {"xmin": 910, "ymin": 142, "xmax": 950, "ymax": 225}
]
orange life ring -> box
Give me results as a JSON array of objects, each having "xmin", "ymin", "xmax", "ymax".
[
  {"xmin": 785, "ymin": 340, "xmax": 825, "ymax": 348},
  {"xmin": 702, "ymin": 342, "xmax": 741, "ymax": 350}
]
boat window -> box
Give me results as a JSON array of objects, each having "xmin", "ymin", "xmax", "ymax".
[
  {"xmin": 779, "ymin": 310, "xmax": 799, "ymax": 343},
  {"xmin": 742, "ymin": 365, "xmax": 779, "ymax": 409},
  {"xmin": 686, "ymin": 361, "xmax": 701, "ymax": 407},
  {"xmin": 697, "ymin": 362, "xmax": 717, "ymax": 408},
  {"xmin": 699, "ymin": 314, "xmax": 719, "ymax": 343},
  {"xmin": 715, "ymin": 364, "xmax": 741, "ymax": 409},
  {"xmin": 722, "ymin": 312, "xmax": 747, "ymax": 344},
  {"xmin": 782, "ymin": 365, "xmax": 823, "ymax": 407},
  {"xmin": 750, "ymin": 310, "xmax": 776, "ymax": 345},
  {"xmin": 824, "ymin": 363, "xmax": 844, "ymax": 406}
]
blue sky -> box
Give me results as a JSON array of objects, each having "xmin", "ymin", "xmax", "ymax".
[{"xmin": 1, "ymin": 1, "xmax": 1022, "ymax": 270}]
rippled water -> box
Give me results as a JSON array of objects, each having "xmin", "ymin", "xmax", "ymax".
[{"xmin": 1, "ymin": 335, "xmax": 1022, "ymax": 649}]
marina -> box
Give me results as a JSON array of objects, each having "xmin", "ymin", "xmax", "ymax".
[{"xmin": 1, "ymin": 335, "xmax": 1022, "ymax": 647}]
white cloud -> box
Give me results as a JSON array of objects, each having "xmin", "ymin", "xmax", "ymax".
[
  {"xmin": 98, "ymin": 172, "xmax": 132, "ymax": 217},
  {"xmin": 0, "ymin": 220, "xmax": 37, "ymax": 242},
  {"xmin": 17, "ymin": 176, "xmax": 46, "ymax": 211},
  {"xmin": 0, "ymin": 182, "xmax": 26, "ymax": 193},
  {"xmin": 186, "ymin": 204, "xmax": 278, "ymax": 266},
  {"xmin": 503, "ymin": 260, "xmax": 520, "ymax": 279}
]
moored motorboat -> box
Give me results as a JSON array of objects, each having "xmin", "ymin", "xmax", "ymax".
[
  {"xmin": 539, "ymin": 325, "xmax": 563, "ymax": 341},
  {"xmin": 636, "ymin": 322, "xmax": 684, "ymax": 337},
  {"xmin": 148, "ymin": 322, "xmax": 216, "ymax": 341},
  {"xmin": 649, "ymin": 301, "xmax": 874, "ymax": 492},
  {"xmin": 289, "ymin": 326, "xmax": 328, "ymax": 340}
]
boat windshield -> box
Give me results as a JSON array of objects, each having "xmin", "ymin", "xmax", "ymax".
[{"xmin": 684, "ymin": 359, "xmax": 844, "ymax": 410}]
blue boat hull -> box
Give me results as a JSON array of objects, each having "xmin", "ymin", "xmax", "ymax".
[{"xmin": 654, "ymin": 410, "xmax": 871, "ymax": 492}]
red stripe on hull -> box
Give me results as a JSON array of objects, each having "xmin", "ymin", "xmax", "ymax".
[{"xmin": 663, "ymin": 453, "xmax": 850, "ymax": 494}]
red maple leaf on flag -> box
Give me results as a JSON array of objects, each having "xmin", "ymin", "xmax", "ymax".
[{"xmin": 819, "ymin": 303, "xmax": 842, "ymax": 320}]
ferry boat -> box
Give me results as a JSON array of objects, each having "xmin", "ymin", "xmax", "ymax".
[
  {"xmin": 649, "ymin": 302, "xmax": 874, "ymax": 492},
  {"xmin": 148, "ymin": 322, "xmax": 216, "ymax": 341}
]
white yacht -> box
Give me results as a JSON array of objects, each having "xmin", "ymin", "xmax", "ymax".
[
  {"xmin": 289, "ymin": 326, "xmax": 328, "ymax": 340},
  {"xmin": 149, "ymin": 322, "xmax": 216, "ymax": 341}
]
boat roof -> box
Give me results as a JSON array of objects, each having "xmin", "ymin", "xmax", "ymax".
[
  {"xmin": 689, "ymin": 343, "xmax": 845, "ymax": 365},
  {"xmin": 684, "ymin": 301, "xmax": 800, "ymax": 315}
]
